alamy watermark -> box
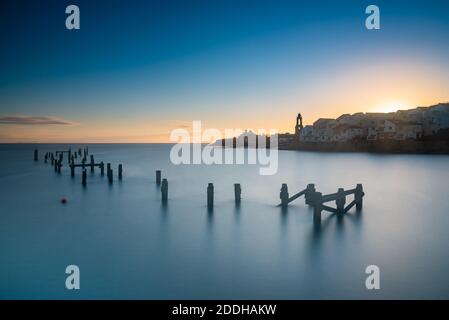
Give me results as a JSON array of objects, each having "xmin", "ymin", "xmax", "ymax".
[
  {"xmin": 65, "ymin": 264, "xmax": 80, "ymax": 290},
  {"xmin": 365, "ymin": 265, "xmax": 380, "ymax": 290},
  {"xmin": 169, "ymin": 121, "xmax": 279, "ymax": 175}
]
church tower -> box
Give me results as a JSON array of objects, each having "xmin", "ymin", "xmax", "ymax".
[{"xmin": 295, "ymin": 113, "xmax": 303, "ymax": 136}]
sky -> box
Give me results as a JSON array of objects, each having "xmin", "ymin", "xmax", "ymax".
[{"xmin": 1, "ymin": 0, "xmax": 449, "ymax": 142}]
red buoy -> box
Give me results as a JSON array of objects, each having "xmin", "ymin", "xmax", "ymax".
[{"xmin": 60, "ymin": 197, "xmax": 67, "ymax": 204}]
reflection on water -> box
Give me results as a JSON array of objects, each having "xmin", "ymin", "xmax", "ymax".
[{"xmin": 0, "ymin": 144, "xmax": 449, "ymax": 299}]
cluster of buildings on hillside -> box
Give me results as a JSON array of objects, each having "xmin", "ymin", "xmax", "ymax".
[{"xmin": 280, "ymin": 103, "xmax": 449, "ymax": 144}]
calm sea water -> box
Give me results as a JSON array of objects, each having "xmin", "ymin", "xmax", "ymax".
[{"xmin": 1, "ymin": 143, "xmax": 449, "ymax": 299}]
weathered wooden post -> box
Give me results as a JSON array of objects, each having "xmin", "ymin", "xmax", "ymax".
[
  {"xmin": 207, "ymin": 183, "xmax": 214, "ymax": 210},
  {"xmin": 156, "ymin": 170, "xmax": 161, "ymax": 185},
  {"xmin": 34, "ymin": 149, "xmax": 38, "ymax": 161},
  {"xmin": 107, "ymin": 163, "xmax": 111, "ymax": 177},
  {"xmin": 54, "ymin": 160, "xmax": 58, "ymax": 172},
  {"xmin": 70, "ymin": 164, "xmax": 75, "ymax": 177},
  {"xmin": 355, "ymin": 184, "xmax": 364, "ymax": 211},
  {"xmin": 78, "ymin": 148, "xmax": 82, "ymax": 156},
  {"xmin": 161, "ymin": 178, "xmax": 168, "ymax": 202},
  {"xmin": 336, "ymin": 188, "xmax": 346, "ymax": 213},
  {"xmin": 280, "ymin": 183, "xmax": 289, "ymax": 208},
  {"xmin": 90, "ymin": 155, "xmax": 95, "ymax": 172},
  {"xmin": 232, "ymin": 137, "xmax": 236, "ymax": 149},
  {"xmin": 68, "ymin": 148, "xmax": 72, "ymax": 160},
  {"xmin": 108, "ymin": 168, "xmax": 114, "ymax": 184},
  {"xmin": 304, "ymin": 183, "xmax": 315, "ymax": 205},
  {"xmin": 100, "ymin": 162, "xmax": 104, "ymax": 176},
  {"xmin": 118, "ymin": 164, "xmax": 122, "ymax": 180},
  {"xmin": 82, "ymin": 169, "xmax": 87, "ymax": 187},
  {"xmin": 312, "ymin": 192, "xmax": 322, "ymax": 225},
  {"xmin": 266, "ymin": 136, "xmax": 271, "ymax": 149},
  {"xmin": 51, "ymin": 153, "xmax": 54, "ymax": 165},
  {"xmin": 57, "ymin": 160, "xmax": 62, "ymax": 174},
  {"xmin": 234, "ymin": 183, "xmax": 241, "ymax": 205}
]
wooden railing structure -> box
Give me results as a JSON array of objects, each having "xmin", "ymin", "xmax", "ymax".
[
  {"xmin": 34, "ymin": 148, "xmax": 122, "ymax": 186},
  {"xmin": 279, "ymin": 183, "xmax": 365, "ymax": 224}
]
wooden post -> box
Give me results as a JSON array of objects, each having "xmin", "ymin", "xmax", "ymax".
[
  {"xmin": 51, "ymin": 153, "xmax": 54, "ymax": 164},
  {"xmin": 266, "ymin": 136, "xmax": 271, "ymax": 149},
  {"xmin": 161, "ymin": 178, "xmax": 168, "ymax": 202},
  {"xmin": 304, "ymin": 183, "xmax": 315, "ymax": 205},
  {"xmin": 70, "ymin": 164, "xmax": 75, "ymax": 177},
  {"xmin": 336, "ymin": 188, "xmax": 346, "ymax": 213},
  {"xmin": 156, "ymin": 170, "xmax": 161, "ymax": 185},
  {"xmin": 107, "ymin": 163, "xmax": 111, "ymax": 177},
  {"xmin": 44, "ymin": 153, "xmax": 48, "ymax": 163},
  {"xmin": 100, "ymin": 162, "xmax": 104, "ymax": 176},
  {"xmin": 207, "ymin": 183, "xmax": 214, "ymax": 210},
  {"xmin": 82, "ymin": 169, "xmax": 87, "ymax": 187},
  {"xmin": 57, "ymin": 160, "xmax": 62, "ymax": 174},
  {"xmin": 108, "ymin": 168, "xmax": 114, "ymax": 184},
  {"xmin": 355, "ymin": 184, "xmax": 364, "ymax": 211},
  {"xmin": 68, "ymin": 148, "xmax": 72, "ymax": 161},
  {"xmin": 312, "ymin": 192, "xmax": 322, "ymax": 225},
  {"xmin": 118, "ymin": 164, "xmax": 122, "ymax": 180},
  {"xmin": 78, "ymin": 148, "xmax": 82, "ymax": 156},
  {"xmin": 54, "ymin": 160, "xmax": 58, "ymax": 172},
  {"xmin": 280, "ymin": 183, "xmax": 289, "ymax": 208},
  {"xmin": 34, "ymin": 149, "xmax": 38, "ymax": 161},
  {"xmin": 234, "ymin": 183, "xmax": 241, "ymax": 204},
  {"xmin": 90, "ymin": 155, "xmax": 95, "ymax": 172}
]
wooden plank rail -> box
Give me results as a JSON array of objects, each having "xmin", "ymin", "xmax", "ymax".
[
  {"xmin": 70, "ymin": 161, "xmax": 105, "ymax": 177},
  {"xmin": 310, "ymin": 184, "xmax": 365, "ymax": 224},
  {"xmin": 322, "ymin": 204, "xmax": 337, "ymax": 213},
  {"xmin": 321, "ymin": 188, "xmax": 357, "ymax": 203},
  {"xmin": 279, "ymin": 183, "xmax": 315, "ymax": 208}
]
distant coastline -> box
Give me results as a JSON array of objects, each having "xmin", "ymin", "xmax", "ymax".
[{"xmin": 217, "ymin": 102, "xmax": 449, "ymax": 154}]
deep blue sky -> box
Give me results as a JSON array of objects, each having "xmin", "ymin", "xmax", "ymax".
[{"xmin": 1, "ymin": 0, "xmax": 449, "ymax": 142}]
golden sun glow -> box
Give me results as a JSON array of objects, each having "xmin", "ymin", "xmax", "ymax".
[{"xmin": 371, "ymin": 101, "xmax": 411, "ymax": 114}]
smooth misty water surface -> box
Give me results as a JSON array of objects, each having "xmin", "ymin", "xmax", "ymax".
[{"xmin": 1, "ymin": 144, "xmax": 449, "ymax": 299}]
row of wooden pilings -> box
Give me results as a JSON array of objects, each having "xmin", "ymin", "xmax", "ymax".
[
  {"xmin": 36, "ymin": 149, "xmax": 122, "ymax": 186},
  {"xmin": 155, "ymin": 169, "xmax": 242, "ymax": 210},
  {"xmin": 154, "ymin": 169, "xmax": 364, "ymax": 221},
  {"xmin": 36, "ymin": 149, "xmax": 365, "ymax": 221}
]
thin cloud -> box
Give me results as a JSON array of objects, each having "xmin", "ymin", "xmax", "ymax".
[{"xmin": 0, "ymin": 115, "xmax": 76, "ymax": 126}]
